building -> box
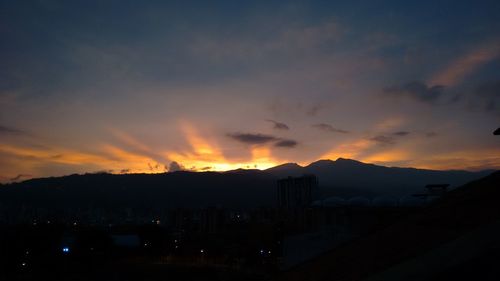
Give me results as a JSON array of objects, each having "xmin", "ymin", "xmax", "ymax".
[
  {"xmin": 277, "ymin": 175, "xmax": 318, "ymax": 209},
  {"xmin": 413, "ymin": 184, "xmax": 449, "ymax": 201}
]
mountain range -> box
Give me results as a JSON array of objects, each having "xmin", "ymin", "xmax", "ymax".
[{"xmin": 0, "ymin": 158, "xmax": 494, "ymax": 209}]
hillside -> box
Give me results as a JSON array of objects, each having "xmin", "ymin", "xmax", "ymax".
[
  {"xmin": 267, "ymin": 158, "xmax": 492, "ymax": 197},
  {"xmin": 276, "ymin": 171, "xmax": 500, "ymax": 281},
  {"xmin": 0, "ymin": 159, "xmax": 492, "ymax": 209}
]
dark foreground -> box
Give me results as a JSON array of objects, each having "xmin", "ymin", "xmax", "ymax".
[{"xmin": 1, "ymin": 171, "xmax": 499, "ymax": 281}]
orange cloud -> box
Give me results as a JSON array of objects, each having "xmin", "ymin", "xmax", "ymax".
[
  {"xmin": 165, "ymin": 121, "xmax": 279, "ymax": 171},
  {"xmin": 0, "ymin": 141, "xmax": 169, "ymax": 182},
  {"xmin": 319, "ymin": 139, "xmax": 374, "ymax": 161},
  {"xmin": 360, "ymin": 149, "xmax": 411, "ymax": 165},
  {"xmin": 409, "ymin": 148, "xmax": 500, "ymax": 171},
  {"xmin": 374, "ymin": 116, "xmax": 405, "ymax": 131},
  {"xmin": 430, "ymin": 40, "xmax": 500, "ymax": 86},
  {"xmin": 101, "ymin": 144, "xmax": 165, "ymax": 173},
  {"xmin": 0, "ymin": 143, "xmax": 109, "ymax": 165},
  {"xmin": 110, "ymin": 129, "xmax": 152, "ymax": 153}
]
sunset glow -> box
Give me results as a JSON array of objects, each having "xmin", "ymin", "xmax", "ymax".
[{"xmin": 0, "ymin": 1, "xmax": 499, "ymax": 182}]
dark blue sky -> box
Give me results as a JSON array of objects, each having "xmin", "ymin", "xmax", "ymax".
[{"xmin": 1, "ymin": 0, "xmax": 499, "ymax": 181}]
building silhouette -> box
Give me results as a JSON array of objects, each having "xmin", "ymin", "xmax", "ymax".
[
  {"xmin": 277, "ymin": 175, "xmax": 318, "ymax": 209},
  {"xmin": 413, "ymin": 183, "xmax": 449, "ymax": 201}
]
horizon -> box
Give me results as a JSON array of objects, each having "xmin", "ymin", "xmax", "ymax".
[
  {"xmin": 2, "ymin": 2, "xmax": 500, "ymax": 280},
  {"xmin": 1, "ymin": 1, "xmax": 499, "ymax": 182},
  {"xmin": 2, "ymin": 157, "xmax": 495, "ymax": 184}
]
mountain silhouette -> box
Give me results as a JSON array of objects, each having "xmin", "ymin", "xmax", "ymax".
[
  {"xmin": 267, "ymin": 158, "xmax": 492, "ymax": 198},
  {"xmin": 0, "ymin": 159, "xmax": 493, "ymax": 210}
]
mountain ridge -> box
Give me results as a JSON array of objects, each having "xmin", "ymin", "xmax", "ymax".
[
  {"xmin": 0, "ymin": 158, "xmax": 494, "ymax": 210},
  {"xmin": 3, "ymin": 158, "xmax": 492, "ymax": 185}
]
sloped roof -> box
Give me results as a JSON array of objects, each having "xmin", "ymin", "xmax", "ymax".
[{"xmin": 276, "ymin": 171, "xmax": 500, "ymax": 281}]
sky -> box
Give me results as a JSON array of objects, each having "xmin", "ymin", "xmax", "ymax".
[{"xmin": 1, "ymin": 0, "xmax": 500, "ymax": 182}]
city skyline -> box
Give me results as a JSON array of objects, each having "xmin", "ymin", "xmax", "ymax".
[{"xmin": 1, "ymin": 1, "xmax": 499, "ymax": 182}]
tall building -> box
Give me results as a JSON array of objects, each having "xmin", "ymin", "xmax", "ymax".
[
  {"xmin": 412, "ymin": 183, "xmax": 449, "ymax": 202},
  {"xmin": 277, "ymin": 175, "xmax": 318, "ymax": 209}
]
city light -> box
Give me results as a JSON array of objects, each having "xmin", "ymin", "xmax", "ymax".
[{"xmin": 62, "ymin": 247, "xmax": 70, "ymax": 253}]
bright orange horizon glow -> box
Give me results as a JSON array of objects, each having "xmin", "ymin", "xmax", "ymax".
[
  {"xmin": 164, "ymin": 121, "xmax": 280, "ymax": 172},
  {"xmin": 1, "ymin": 120, "xmax": 499, "ymax": 183}
]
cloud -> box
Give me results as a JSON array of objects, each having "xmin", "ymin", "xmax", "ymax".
[
  {"xmin": 109, "ymin": 129, "xmax": 167, "ymax": 164},
  {"xmin": 268, "ymin": 99, "xmax": 329, "ymax": 119},
  {"xmin": 266, "ymin": 119, "xmax": 290, "ymax": 130},
  {"xmin": 429, "ymin": 40, "xmax": 500, "ymax": 86},
  {"xmin": 369, "ymin": 135, "xmax": 395, "ymax": 145},
  {"xmin": 426, "ymin": 132, "xmax": 438, "ymax": 137},
  {"xmin": 312, "ymin": 123, "xmax": 349, "ymax": 133},
  {"xmin": 227, "ymin": 132, "xmax": 298, "ymax": 148},
  {"xmin": 227, "ymin": 132, "xmax": 278, "ymax": 145},
  {"xmin": 385, "ymin": 79, "xmax": 499, "ymax": 115},
  {"xmin": 369, "ymin": 132, "xmax": 410, "ymax": 145},
  {"xmin": 168, "ymin": 161, "xmax": 184, "ymax": 172},
  {"xmin": 306, "ymin": 105, "xmax": 322, "ymax": 116},
  {"xmin": 383, "ymin": 81, "xmax": 445, "ymax": 103},
  {"xmin": 0, "ymin": 125, "xmax": 27, "ymax": 136},
  {"xmin": 145, "ymin": 162, "xmax": 165, "ymax": 172},
  {"xmin": 274, "ymin": 139, "xmax": 298, "ymax": 148},
  {"xmin": 473, "ymin": 80, "xmax": 500, "ymax": 114},
  {"xmin": 9, "ymin": 174, "xmax": 32, "ymax": 182},
  {"xmin": 393, "ymin": 131, "xmax": 410, "ymax": 136}
]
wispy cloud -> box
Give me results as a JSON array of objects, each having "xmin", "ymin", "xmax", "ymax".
[
  {"xmin": 320, "ymin": 139, "xmax": 374, "ymax": 161},
  {"xmin": 109, "ymin": 129, "xmax": 166, "ymax": 164},
  {"xmin": 227, "ymin": 133, "xmax": 278, "ymax": 145},
  {"xmin": 0, "ymin": 142, "xmax": 166, "ymax": 181},
  {"xmin": 274, "ymin": 139, "xmax": 298, "ymax": 148},
  {"xmin": 0, "ymin": 125, "xmax": 28, "ymax": 136},
  {"xmin": 306, "ymin": 105, "xmax": 322, "ymax": 116},
  {"xmin": 227, "ymin": 132, "xmax": 299, "ymax": 149},
  {"xmin": 312, "ymin": 123, "xmax": 349, "ymax": 133},
  {"xmin": 9, "ymin": 174, "xmax": 32, "ymax": 182},
  {"xmin": 471, "ymin": 80, "xmax": 500, "ymax": 114},
  {"xmin": 393, "ymin": 131, "xmax": 410, "ymax": 136},
  {"xmin": 383, "ymin": 81, "xmax": 445, "ymax": 104},
  {"xmin": 430, "ymin": 40, "xmax": 500, "ymax": 86},
  {"xmin": 409, "ymin": 148, "xmax": 500, "ymax": 171},
  {"xmin": 266, "ymin": 119, "xmax": 290, "ymax": 130},
  {"xmin": 369, "ymin": 135, "xmax": 395, "ymax": 145}
]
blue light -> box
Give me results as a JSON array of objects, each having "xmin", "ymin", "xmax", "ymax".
[{"xmin": 62, "ymin": 247, "xmax": 69, "ymax": 253}]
